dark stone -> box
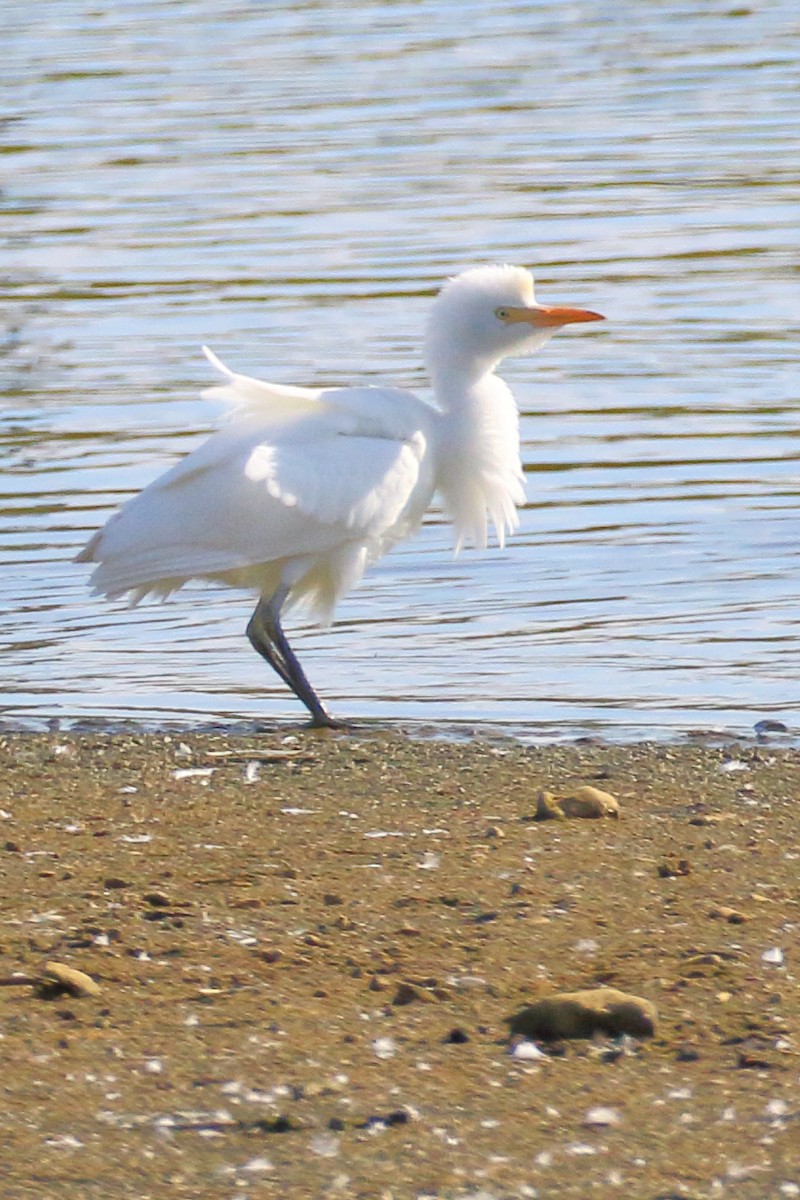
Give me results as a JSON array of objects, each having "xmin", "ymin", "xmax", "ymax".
[{"xmin": 443, "ymin": 1027, "xmax": 470, "ymax": 1044}]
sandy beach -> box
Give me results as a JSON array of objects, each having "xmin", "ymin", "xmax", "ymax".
[{"xmin": 1, "ymin": 728, "xmax": 798, "ymax": 1198}]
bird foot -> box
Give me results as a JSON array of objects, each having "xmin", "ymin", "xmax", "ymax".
[{"xmin": 305, "ymin": 714, "xmax": 349, "ymax": 733}]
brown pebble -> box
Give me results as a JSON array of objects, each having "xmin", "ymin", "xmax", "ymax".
[
  {"xmin": 392, "ymin": 981, "xmax": 437, "ymax": 1006},
  {"xmin": 709, "ymin": 906, "xmax": 749, "ymax": 924},
  {"xmin": 369, "ymin": 974, "xmax": 390, "ymax": 992},
  {"xmin": 103, "ymin": 877, "xmax": 131, "ymax": 890},
  {"xmin": 323, "ymin": 893, "xmax": 344, "ymax": 906},
  {"xmin": 658, "ymin": 858, "xmax": 691, "ymax": 878},
  {"xmin": 142, "ymin": 891, "xmax": 170, "ymax": 907},
  {"xmin": 737, "ymin": 1052, "xmax": 774, "ymax": 1070},
  {"xmin": 508, "ymin": 987, "xmax": 657, "ymax": 1041},
  {"xmin": 535, "ymin": 786, "xmax": 620, "ymax": 821},
  {"xmin": 42, "ymin": 962, "xmax": 102, "ymax": 998}
]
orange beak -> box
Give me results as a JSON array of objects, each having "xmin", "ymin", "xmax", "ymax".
[{"xmin": 506, "ymin": 304, "xmax": 605, "ymax": 329}]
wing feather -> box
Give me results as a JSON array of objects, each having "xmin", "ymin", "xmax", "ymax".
[
  {"xmin": 242, "ymin": 433, "xmax": 426, "ymax": 530},
  {"xmin": 201, "ymin": 346, "xmax": 323, "ymax": 419},
  {"xmin": 80, "ymin": 404, "xmax": 431, "ymax": 602}
]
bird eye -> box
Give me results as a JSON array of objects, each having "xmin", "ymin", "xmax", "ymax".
[{"xmin": 495, "ymin": 307, "xmax": 510, "ymax": 321}]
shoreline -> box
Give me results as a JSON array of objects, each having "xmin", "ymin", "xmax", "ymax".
[
  {"xmin": 2, "ymin": 711, "xmax": 792, "ymax": 746},
  {"xmin": 2, "ymin": 729, "xmax": 798, "ymax": 1196}
]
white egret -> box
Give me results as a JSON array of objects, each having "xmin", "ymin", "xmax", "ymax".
[{"xmin": 78, "ymin": 265, "xmax": 603, "ymax": 726}]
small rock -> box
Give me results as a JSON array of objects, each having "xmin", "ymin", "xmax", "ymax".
[
  {"xmin": 41, "ymin": 962, "xmax": 102, "ymax": 998},
  {"xmin": 658, "ymin": 858, "xmax": 691, "ymax": 878},
  {"xmin": 359, "ymin": 1109, "xmax": 410, "ymax": 1129},
  {"xmin": 443, "ymin": 1027, "xmax": 470, "ymax": 1044},
  {"xmin": 142, "ymin": 891, "xmax": 170, "ymax": 907},
  {"xmin": 582, "ymin": 1105, "xmax": 621, "ymax": 1128},
  {"xmin": 754, "ymin": 719, "xmax": 788, "ymax": 737},
  {"xmin": 372, "ymin": 1036, "xmax": 397, "ymax": 1059},
  {"xmin": 323, "ymin": 893, "xmax": 343, "ymax": 906},
  {"xmin": 510, "ymin": 1039, "xmax": 546, "ymax": 1061},
  {"xmin": 241, "ymin": 1155, "xmax": 273, "ymax": 1173},
  {"xmin": 709, "ymin": 905, "xmax": 749, "ymax": 924},
  {"xmin": 535, "ymin": 787, "xmax": 620, "ymax": 821},
  {"xmin": 368, "ymin": 974, "xmax": 390, "ymax": 992},
  {"xmin": 676, "ymin": 1043, "xmax": 701, "ymax": 1062},
  {"xmin": 508, "ymin": 987, "xmax": 657, "ymax": 1042},
  {"xmin": 103, "ymin": 877, "xmax": 131, "ymax": 890},
  {"xmin": 249, "ymin": 1115, "xmax": 296, "ymax": 1134},
  {"xmin": 392, "ymin": 981, "xmax": 437, "ymax": 1006},
  {"xmin": 308, "ymin": 1132, "xmax": 340, "ymax": 1158},
  {"xmin": 243, "ymin": 761, "xmax": 261, "ymax": 784},
  {"xmin": 737, "ymin": 1051, "xmax": 774, "ymax": 1069}
]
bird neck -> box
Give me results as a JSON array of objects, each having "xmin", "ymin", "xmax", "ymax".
[{"xmin": 433, "ymin": 367, "xmax": 525, "ymax": 553}]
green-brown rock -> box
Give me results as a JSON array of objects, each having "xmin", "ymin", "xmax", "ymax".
[{"xmin": 509, "ymin": 987, "xmax": 656, "ymax": 1041}]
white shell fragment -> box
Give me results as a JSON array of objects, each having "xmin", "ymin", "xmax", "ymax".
[
  {"xmin": 583, "ymin": 1105, "xmax": 622, "ymax": 1127},
  {"xmin": 510, "ymin": 1040, "xmax": 546, "ymax": 1061}
]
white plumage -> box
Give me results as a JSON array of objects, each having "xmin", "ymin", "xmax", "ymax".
[{"xmin": 78, "ymin": 265, "xmax": 603, "ymax": 726}]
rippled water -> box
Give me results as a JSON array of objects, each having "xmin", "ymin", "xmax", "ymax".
[{"xmin": 2, "ymin": 0, "xmax": 799, "ymax": 737}]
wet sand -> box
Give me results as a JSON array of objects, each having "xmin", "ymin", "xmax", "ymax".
[{"xmin": 1, "ymin": 729, "xmax": 798, "ymax": 1198}]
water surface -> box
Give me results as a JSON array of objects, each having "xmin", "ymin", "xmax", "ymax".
[{"xmin": 2, "ymin": 0, "xmax": 799, "ymax": 737}]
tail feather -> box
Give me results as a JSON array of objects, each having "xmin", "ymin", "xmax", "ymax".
[{"xmin": 74, "ymin": 530, "xmax": 101, "ymax": 564}]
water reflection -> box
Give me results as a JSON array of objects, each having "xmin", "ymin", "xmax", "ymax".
[{"xmin": 2, "ymin": 0, "xmax": 798, "ymax": 736}]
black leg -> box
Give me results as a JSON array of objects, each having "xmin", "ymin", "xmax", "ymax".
[{"xmin": 246, "ymin": 594, "xmax": 339, "ymax": 728}]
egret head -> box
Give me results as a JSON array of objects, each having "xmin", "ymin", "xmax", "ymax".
[{"xmin": 425, "ymin": 264, "xmax": 603, "ymax": 380}]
